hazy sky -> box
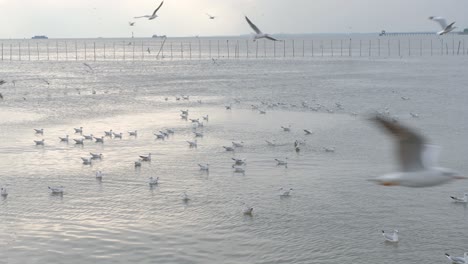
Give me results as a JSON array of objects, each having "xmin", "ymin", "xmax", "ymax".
[{"xmin": 1, "ymin": 0, "xmax": 467, "ymax": 38}]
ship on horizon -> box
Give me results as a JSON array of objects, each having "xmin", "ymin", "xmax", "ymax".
[{"xmin": 31, "ymin": 35, "xmax": 48, "ymax": 39}]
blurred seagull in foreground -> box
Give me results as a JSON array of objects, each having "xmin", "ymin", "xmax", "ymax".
[
  {"xmin": 429, "ymin": 16, "xmax": 456, "ymax": 35},
  {"xmin": 445, "ymin": 253, "xmax": 468, "ymax": 264},
  {"xmin": 134, "ymin": 1, "xmax": 164, "ymax": 20},
  {"xmin": 382, "ymin": 230, "xmax": 399, "ymax": 243},
  {"xmin": 450, "ymin": 193, "xmax": 468, "ymax": 203},
  {"xmin": 245, "ymin": 16, "xmax": 278, "ymax": 41},
  {"xmin": 370, "ymin": 115, "xmax": 465, "ymax": 187}
]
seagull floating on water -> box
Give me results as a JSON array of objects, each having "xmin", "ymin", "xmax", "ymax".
[
  {"xmin": 90, "ymin": 153, "xmax": 103, "ymax": 159},
  {"xmin": 429, "ymin": 16, "xmax": 456, "ymax": 35},
  {"xmin": 198, "ymin": 164, "xmax": 209, "ymax": 171},
  {"xmin": 135, "ymin": 160, "xmax": 142, "ymax": 168},
  {"xmin": 73, "ymin": 138, "xmax": 84, "ymax": 145},
  {"xmin": 149, "ymin": 177, "xmax": 159, "ymax": 186},
  {"xmin": 232, "ymin": 165, "xmax": 245, "ymax": 174},
  {"xmin": 81, "ymin": 157, "xmax": 92, "ymax": 165},
  {"xmin": 445, "ymin": 253, "xmax": 468, "ymax": 264},
  {"xmin": 245, "ymin": 16, "xmax": 278, "ymax": 41},
  {"xmin": 104, "ymin": 130, "xmax": 113, "ymax": 137},
  {"xmin": 382, "ymin": 230, "xmax": 399, "ymax": 242},
  {"xmin": 83, "ymin": 134, "xmax": 93, "ymax": 140},
  {"xmin": 232, "ymin": 158, "xmax": 246, "ymax": 166},
  {"xmin": 34, "ymin": 128, "xmax": 44, "ymax": 134},
  {"xmin": 281, "ymin": 126, "xmax": 291, "ymax": 132},
  {"xmin": 140, "ymin": 153, "xmax": 152, "ymax": 161},
  {"xmin": 128, "ymin": 130, "xmax": 138, "ymax": 136},
  {"xmin": 450, "ymin": 193, "xmax": 468, "ymax": 203},
  {"xmin": 74, "ymin": 127, "xmax": 83, "ymax": 133},
  {"xmin": 223, "ymin": 146, "xmax": 235, "ymax": 152},
  {"xmin": 304, "ymin": 129, "xmax": 313, "ymax": 135},
  {"xmin": 134, "ymin": 1, "xmax": 164, "ymax": 20},
  {"xmin": 59, "ymin": 135, "xmax": 69, "ymax": 142},
  {"xmin": 48, "ymin": 186, "xmax": 64, "ymax": 194},
  {"xmin": 275, "ymin": 158, "xmax": 288, "ymax": 167},
  {"xmin": 279, "ymin": 188, "xmax": 293, "ymax": 197},
  {"xmin": 243, "ymin": 206, "xmax": 253, "ymax": 215},
  {"xmin": 34, "ymin": 139, "xmax": 45, "ymax": 145},
  {"xmin": 94, "ymin": 136, "xmax": 104, "ymax": 143},
  {"xmin": 265, "ymin": 140, "xmax": 276, "ymax": 146},
  {"xmin": 1, "ymin": 187, "xmax": 7, "ymax": 197},
  {"xmin": 187, "ymin": 140, "xmax": 198, "ymax": 148},
  {"xmin": 369, "ymin": 115, "xmax": 465, "ymax": 187},
  {"xmin": 113, "ymin": 132, "xmax": 123, "ymax": 139},
  {"xmin": 232, "ymin": 141, "xmax": 244, "ymax": 148},
  {"xmin": 95, "ymin": 171, "xmax": 103, "ymax": 179}
]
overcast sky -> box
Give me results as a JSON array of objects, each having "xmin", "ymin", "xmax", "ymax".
[{"xmin": 1, "ymin": 0, "xmax": 467, "ymax": 38}]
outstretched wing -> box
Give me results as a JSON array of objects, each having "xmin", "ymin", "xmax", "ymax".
[
  {"xmin": 429, "ymin": 16, "xmax": 447, "ymax": 29},
  {"xmin": 371, "ymin": 115, "xmax": 427, "ymax": 171},
  {"xmin": 152, "ymin": 1, "xmax": 164, "ymax": 16},
  {"xmin": 265, "ymin": 35, "xmax": 278, "ymax": 41},
  {"xmin": 134, "ymin": 16, "xmax": 149, "ymax": 19},
  {"xmin": 245, "ymin": 16, "xmax": 262, "ymax": 34}
]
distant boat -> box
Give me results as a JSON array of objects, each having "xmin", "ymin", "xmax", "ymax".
[
  {"xmin": 32, "ymin": 35, "xmax": 48, "ymax": 39},
  {"xmin": 152, "ymin": 34, "xmax": 167, "ymax": 38}
]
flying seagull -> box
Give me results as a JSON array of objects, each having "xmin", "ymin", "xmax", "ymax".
[
  {"xmin": 428, "ymin": 16, "xmax": 456, "ymax": 35},
  {"xmin": 134, "ymin": 1, "xmax": 164, "ymax": 20},
  {"xmin": 206, "ymin": 13, "xmax": 216, "ymax": 20},
  {"xmin": 369, "ymin": 115, "xmax": 465, "ymax": 187},
  {"xmin": 245, "ymin": 16, "xmax": 278, "ymax": 41}
]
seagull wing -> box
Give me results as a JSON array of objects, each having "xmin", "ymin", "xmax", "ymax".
[
  {"xmin": 429, "ymin": 16, "xmax": 447, "ymax": 29},
  {"xmin": 152, "ymin": 1, "xmax": 164, "ymax": 16},
  {"xmin": 245, "ymin": 16, "xmax": 262, "ymax": 34},
  {"xmin": 421, "ymin": 144, "xmax": 440, "ymax": 168},
  {"xmin": 371, "ymin": 115, "xmax": 427, "ymax": 171},
  {"xmin": 446, "ymin": 21, "xmax": 456, "ymax": 30},
  {"xmin": 134, "ymin": 15, "xmax": 149, "ymax": 19},
  {"xmin": 265, "ymin": 35, "xmax": 278, "ymax": 41}
]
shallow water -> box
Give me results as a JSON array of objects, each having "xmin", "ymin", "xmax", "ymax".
[{"xmin": 1, "ymin": 54, "xmax": 468, "ymax": 263}]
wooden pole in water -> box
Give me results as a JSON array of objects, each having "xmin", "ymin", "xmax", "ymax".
[
  {"xmin": 65, "ymin": 42, "xmax": 68, "ymax": 60},
  {"xmin": 217, "ymin": 40, "xmax": 219, "ymax": 58},
  {"xmin": 141, "ymin": 42, "xmax": 144, "ymax": 60},
  {"xmin": 255, "ymin": 41, "xmax": 258, "ymax": 58},
  {"xmin": 236, "ymin": 40, "xmax": 239, "ymax": 58},
  {"xmin": 457, "ymin": 40, "xmax": 461, "ymax": 55},
  {"xmin": 246, "ymin": 40, "xmax": 249, "ymax": 58},
  {"xmin": 349, "ymin": 38, "xmax": 351, "ymax": 57},
  {"xmin": 378, "ymin": 39, "xmax": 380, "ymax": 57},
  {"xmin": 292, "ymin": 40, "xmax": 295, "ymax": 57},
  {"xmin": 170, "ymin": 41, "xmax": 173, "ymax": 59},
  {"xmin": 264, "ymin": 39, "xmax": 266, "ymax": 57},
  {"xmin": 446, "ymin": 43, "xmax": 448, "ymax": 55},
  {"xmin": 226, "ymin": 40, "xmax": 229, "ymax": 58},
  {"xmin": 132, "ymin": 42, "xmax": 135, "ymax": 61},
  {"xmin": 47, "ymin": 43, "xmax": 49, "ymax": 60},
  {"xmin": 93, "ymin": 42, "xmax": 96, "ymax": 61},
  {"xmin": 440, "ymin": 39, "xmax": 443, "ymax": 55},
  {"xmin": 84, "ymin": 42, "xmax": 87, "ymax": 60},
  {"xmin": 18, "ymin": 42, "xmax": 21, "ymax": 61},
  {"xmin": 113, "ymin": 42, "xmax": 116, "ymax": 60}
]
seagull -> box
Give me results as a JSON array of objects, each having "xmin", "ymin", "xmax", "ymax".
[
  {"xmin": 401, "ymin": 96, "xmax": 410, "ymax": 101},
  {"xmin": 323, "ymin": 147, "xmax": 335, "ymax": 152},
  {"xmin": 83, "ymin": 63, "xmax": 93, "ymax": 72},
  {"xmin": 429, "ymin": 16, "xmax": 456, "ymax": 35},
  {"xmin": 445, "ymin": 253, "xmax": 468, "ymax": 264},
  {"xmin": 225, "ymin": 104, "xmax": 232, "ymax": 110},
  {"xmin": 410, "ymin": 112, "xmax": 419, "ymax": 118},
  {"xmin": 74, "ymin": 138, "xmax": 84, "ymax": 145},
  {"xmin": 259, "ymin": 109, "xmax": 266, "ymax": 114},
  {"xmin": 450, "ymin": 193, "xmax": 468, "ymax": 203},
  {"xmin": 1, "ymin": 187, "xmax": 7, "ymax": 197},
  {"xmin": 166, "ymin": 129, "xmax": 175, "ymax": 134},
  {"xmin": 104, "ymin": 130, "xmax": 113, "ymax": 137},
  {"xmin": 182, "ymin": 95, "xmax": 190, "ymax": 100},
  {"xmin": 90, "ymin": 153, "xmax": 103, "ymax": 159},
  {"xmin": 147, "ymin": 47, "xmax": 151, "ymax": 54},
  {"xmin": 154, "ymin": 133, "xmax": 165, "ymax": 140},
  {"xmin": 265, "ymin": 140, "xmax": 276, "ymax": 146},
  {"xmin": 187, "ymin": 140, "xmax": 198, "ymax": 148},
  {"xmin": 48, "ymin": 186, "xmax": 64, "ymax": 194},
  {"xmin": 149, "ymin": 176, "xmax": 159, "ymax": 186},
  {"xmin": 206, "ymin": 13, "xmax": 216, "ymax": 20},
  {"xmin": 304, "ymin": 129, "xmax": 313, "ymax": 135},
  {"xmin": 370, "ymin": 115, "xmax": 465, "ymax": 187},
  {"xmin": 129, "ymin": 21, "xmax": 135, "ymax": 26},
  {"xmin": 275, "ymin": 158, "xmax": 288, "ymax": 167},
  {"xmin": 83, "ymin": 134, "xmax": 94, "ymax": 140},
  {"xmin": 180, "ymin": 109, "xmax": 189, "ymax": 115},
  {"xmin": 232, "ymin": 165, "xmax": 245, "ymax": 174},
  {"xmin": 281, "ymin": 126, "xmax": 291, "ymax": 132},
  {"xmin": 279, "ymin": 188, "xmax": 293, "ymax": 197},
  {"xmin": 382, "ymin": 230, "xmax": 399, "ymax": 243},
  {"xmin": 189, "ymin": 118, "xmax": 199, "ymax": 123},
  {"xmin": 34, "ymin": 128, "xmax": 44, "ymax": 134},
  {"xmin": 198, "ymin": 164, "xmax": 209, "ymax": 171},
  {"xmin": 95, "ymin": 171, "xmax": 103, "ymax": 179},
  {"xmin": 203, "ymin": 115, "xmax": 209, "ymax": 121},
  {"xmin": 223, "ymin": 146, "xmax": 235, "ymax": 151},
  {"xmin": 135, "ymin": 160, "xmax": 142, "ymax": 168},
  {"xmin": 34, "ymin": 139, "xmax": 45, "ymax": 145},
  {"xmin": 59, "ymin": 135, "xmax": 69, "ymax": 142},
  {"xmin": 182, "ymin": 192, "xmax": 190, "ymax": 202},
  {"xmin": 194, "ymin": 131, "xmax": 204, "ymax": 137},
  {"xmin": 243, "ymin": 206, "xmax": 253, "ymax": 215},
  {"xmin": 128, "ymin": 130, "xmax": 138, "ymax": 136},
  {"xmin": 112, "ymin": 132, "xmax": 123, "ymax": 139},
  {"xmin": 81, "ymin": 157, "xmax": 92, "ymax": 165},
  {"xmin": 245, "ymin": 16, "xmax": 278, "ymax": 41},
  {"xmin": 232, "ymin": 158, "xmax": 246, "ymax": 166},
  {"xmin": 134, "ymin": 1, "xmax": 164, "ymax": 20},
  {"xmin": 94, "ymin": 136, "xmax": 104, "ymax": 143},
  {"xmin": 140, "ymin": 153, "xmax": 152, "ymax": 161},
  {"xmin": 232, "ymin": 141, "xmax": 244, "ymax": 148}
]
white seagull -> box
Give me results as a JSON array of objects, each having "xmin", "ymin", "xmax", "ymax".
[
  {"xmin": 1, "ymin": 187, "xmax": 7, "ymax": 197},
  {"xmin": 74, "ymin": 138, "xmax": 84, "ymax": 145},
  {"xmin": 134, "ymin": 1, "xmax": 164, "ymax": 20},
  {"xmin": 232, "ymin": 158, "xmax": 246, "ymax": 166},
  {"xmin": 279, "ymin": 188, "xmax": 293, "ymax": 197},
  {"xmin": 223, "ymin": 146, "xmax": 235, "ymax": 152},
  {"xmin": 243, "ymin": 206, "xmax": 253, "ymax": 215},
  {"xmin": 83, "ymin": 134, "xmax": 94, "ymax": 140},
  {"xmin": 187, "ymin": 140, "xmax": 198, "ymax": 148},
  {"xmin": 370, "ymin": 115, "xmax": 465, "ymax": 187},
  {"xmin": 94, "ymin": 136, "xmax": 104, "ymax": 143},
  {"xmin": 445, "ymin": 253, "xmax": 468, "ymax": 264},
  {"xmin": 128, "ymin": 130, "xmax": 138, "ymax": 136},
  {"xmin": 59, "ymin": 135, "xmax": 69, "ymax": 142},
  {"xmin": 232, "ymin": 141, "xmax": 244, "ymax": 148},
  {"xmin": 149, "ymin": 177, "xmax": 159, "ymax": 186},
  {"xmin": 429, "ymin": 16, "xmax": 456, "ymax": 35},
  {"xmin": 34, "ymin": 139, "xmax": 45, "ymax": 145},
  {"xmin": 304, "ymin": 129, "xmax": 313, "ymax": 135},
  {"xmin": 281, "ymin": 126, "xmax": 291, "ymax": 132},
  {"xmin": 48, "ymin": 186, "xmax": 64, "ymax": 194},
  {"xmin": 34, "ymin": 128, "xmax": 44, "ymax": 134},
  {"xmin": 382, "ymin": 230, "xmax": 399, "ymax": 243},
  {"xmin": 104, "ymin": 130, "xmax": 113, "ymax": 137},
  {"xmin": 140, "ymin": 153, "xmax": 152, "ymax": 162},
  {"xmin": 198, "ymin": 164, "xmax": 209, "ymax": 171},
  {"xmin": 245, "ymin": 16, "xmax": 278, "ymax": 41},
  {"xmin": 81, "ymin": 157, "xmax": 92, "ymax": 165},
  {"xmin": 450, "ymin": 193, "xmax": 468, "ymax": 203},
  {"xmin": 95, "ymin": 171, "xmax": 103, "ymax": 179},
  {"xmin": 275, "ymin": 158, "xmax": 288, "ymax": 167},
  {"xmin": 90, "ymin": 153, "xmax": 103, "ymax": 159},
  {"xmin": 74, "ymin": 127, "xmax": 83, "ymax": 133}
]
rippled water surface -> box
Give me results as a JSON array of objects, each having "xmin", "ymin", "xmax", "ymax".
[{"xmin": 1, "ymin": 52, "xmax": 468, "ymax": 264}]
